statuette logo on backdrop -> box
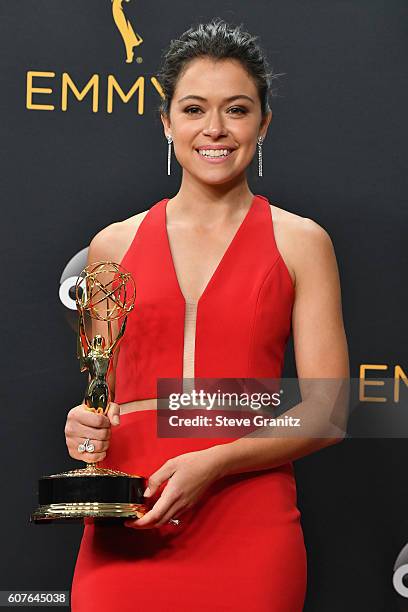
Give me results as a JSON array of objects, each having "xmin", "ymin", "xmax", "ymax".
[
  {"xmin": 25, "ymin": 1, "xmax": 165, "ymax": 114},
  {"xmin": 111, "ymin": 0, "xmax": 143, "ymax": 64}
]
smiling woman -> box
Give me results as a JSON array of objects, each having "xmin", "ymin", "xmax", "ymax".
[
  {"xmin": 160, "ymin": 53, "xmax": 271, "ymax": 181},
  {"xmin": 69, "ymin": 16, "xmax": 348, "ymax": 612}
]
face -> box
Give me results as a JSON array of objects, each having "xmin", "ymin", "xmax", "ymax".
[{"xmin": 161, "ymin": 57, "xmax": 272, "ymax": 185}]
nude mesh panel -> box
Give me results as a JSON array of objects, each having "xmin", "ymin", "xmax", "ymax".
[{"xmin": 182, "ymin": 300, "xmax": 197, "ymax": 395}]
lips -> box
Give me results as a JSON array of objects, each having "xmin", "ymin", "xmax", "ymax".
[
  {"xmin": 195, "ymin": 148, "xmax": 235, "ymax": 162},
  {"xmin": 195, "ymin": 147, "xmax": 235, "ymax": 152}
]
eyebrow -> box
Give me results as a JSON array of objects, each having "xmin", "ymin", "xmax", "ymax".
[{"xmin": 177, "ymin": 94, "xmax": 255, "ymax": 104}]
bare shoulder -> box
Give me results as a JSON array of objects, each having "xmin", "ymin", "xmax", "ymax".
[
  {"xmin": 270, "ymin": 203, "xmax": 336, "ymax": 288},
  {"xmin": 87, "ymin": 209, "xmax": 150, "ymax": 264}
]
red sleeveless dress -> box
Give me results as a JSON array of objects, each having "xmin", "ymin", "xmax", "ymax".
[{"xmin": 71, "ymin": 194, "xmax": 307, "ymax": 611}]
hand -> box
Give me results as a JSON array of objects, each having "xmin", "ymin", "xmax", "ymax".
[
  {"xmin": 124, "ymin": 447, "xmax": 224, "ymax": 529},
  {"xmin": 64, "ymin": 402, "xmax": 121, "ymax": 463}
]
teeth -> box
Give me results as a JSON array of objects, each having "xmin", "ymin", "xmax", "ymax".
[{"xmin": 198, "ymin": 149, "xmax": 231, "ymax": 158}]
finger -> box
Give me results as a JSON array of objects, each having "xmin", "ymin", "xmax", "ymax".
[
  {"xmin": 71, "ymin": 406, "xmax": 111, "ymax": 429},
  {"xmin": 125, "ymin": 501, "xmax": 171, "ymax": 529},
  {"xmin": 67, "ymin": 423, "xmax": 111, "ymax": 442},
  {"xmin": 124, "ymin": 507, "xmax": 160, "ymax": 529},
  {"xmin": 145, "ymin": 463, "xmax": 176, "ymax": 497},
  {"xmin": 132, "ymin": 501, "xmax": 182, "ymax": 529},
  {"xmin": 155, "ymin": 502, "xmax": 184, "ymax": 527},
  {"xmin": 126, "ymin": 487, "xmax": 181, "ymax": 528},
  {"xmin": 70, "ymin": 438, "xmax": 110, "ymax": 454},
  {"xmin": 75, "ymin": 404, "xmax": 110, "ymax": 428},
  {"xmin": 106, "ymin": 402, "xmax": 121, "ymax": 427},
  {"xmin": 74, "ymin": 450, "xmax": 106, "ymax": 463}
]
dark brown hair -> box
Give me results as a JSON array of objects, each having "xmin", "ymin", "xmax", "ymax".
[{"xmin": 156, "ymin": 18, "xmax": 282, "ymax": 119}]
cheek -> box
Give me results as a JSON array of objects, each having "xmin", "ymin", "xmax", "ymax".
[
  {"xmin": 232, "ymin": 123, "xmax": 257, "ymax": 143},
  {"xmin": 174, "ymin": 122, "xmax": 197, "ymax": 141}
]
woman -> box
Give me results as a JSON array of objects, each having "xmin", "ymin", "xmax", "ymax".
[{"xmin": 68, "ymin": 18, "xmax": 349, "ymax": 611}]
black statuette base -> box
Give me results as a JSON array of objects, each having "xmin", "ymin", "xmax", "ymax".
[{"xmin": 30, "ymin": 468, "xmax": 147, "ymax": 523}]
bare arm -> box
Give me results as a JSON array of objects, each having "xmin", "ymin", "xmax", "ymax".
[{"xmin": 206, "ymin": 217, "xmax": 350, "ymax": 476}]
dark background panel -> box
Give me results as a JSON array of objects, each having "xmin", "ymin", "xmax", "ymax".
[{"xmin": 1, "ymin": 1, "xmax": 407, "ymax": 610}]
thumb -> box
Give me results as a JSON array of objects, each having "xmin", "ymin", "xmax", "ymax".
[{"xmin": 107, "ymin": 402, "xmax": 121, "ymax": 426}]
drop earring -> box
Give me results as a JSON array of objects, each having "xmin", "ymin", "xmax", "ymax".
[
  {"xmin": 167, "ymin": 135, "xmax": 173, "ymax": 176},
  {"xmin": 257, "ymin": 136, "xmax": 264, "ymax": 177}
]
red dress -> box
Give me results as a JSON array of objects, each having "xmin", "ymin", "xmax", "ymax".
[{"xmin": 71, "ymin": 194, "xmax": 307, "ymax": 611}]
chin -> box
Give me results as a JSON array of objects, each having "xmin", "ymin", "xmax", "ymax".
[{"xmin": 194, "ymin": 173, "xmax": 237, "ymax": 186}]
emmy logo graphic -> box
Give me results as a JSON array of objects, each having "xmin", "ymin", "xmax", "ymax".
[{"xmin": 111, "ymin": 0, "xmax": 143, "ymax": 63}]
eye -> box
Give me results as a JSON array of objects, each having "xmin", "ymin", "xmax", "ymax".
[
  {"xmin": 228, "ymin": 107, "xmax": 247, "ymax": 115},
  {"xmin": 183, "ymin": 106, "xmax": 248, "ymax": 115},
  {"xmin": 184, "ymin": 107, "xmax": 202, "ymax": 114}
]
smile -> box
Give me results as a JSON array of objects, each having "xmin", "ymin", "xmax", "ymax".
[{"xmin": 195, "ymin": 148, "xmax": 235, "ymax": 163}]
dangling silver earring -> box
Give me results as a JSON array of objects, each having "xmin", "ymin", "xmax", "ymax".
[
  {"xmin": 167, "ymin": 135, "xmax": 173, "ymax": 176},
  {"xmin": 257, "ymin": 136, "xmax": 264, "ymax": 177}
]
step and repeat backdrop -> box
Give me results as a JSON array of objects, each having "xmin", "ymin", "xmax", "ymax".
[{"xmin": 1, "ymin": 1, "xmax": 407, "ymax": 610}]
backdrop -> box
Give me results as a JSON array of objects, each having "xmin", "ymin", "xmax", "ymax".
[{"xmin": 1, "ymin": 1, "xmax": 407, "ymax": 610}]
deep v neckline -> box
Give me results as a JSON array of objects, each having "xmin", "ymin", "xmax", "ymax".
[{"xmin": 163, "ymin": 194, "xmax": 257, "ymax": 305}]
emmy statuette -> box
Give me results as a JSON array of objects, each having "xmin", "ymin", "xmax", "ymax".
[{"xmin": 31, "ymin": 262, "xmax": 147, "ymax": 523}]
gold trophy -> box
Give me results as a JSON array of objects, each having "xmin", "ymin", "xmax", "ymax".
[{"xmin": 30, "ymin": 261, "xmax": 147, "ymax": 523}]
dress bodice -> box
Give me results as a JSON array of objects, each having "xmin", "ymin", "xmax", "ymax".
[{"xmin": 114, "ymin": 194, "xmax": 294, "ymax": 403}]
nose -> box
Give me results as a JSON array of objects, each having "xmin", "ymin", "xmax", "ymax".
[{"xmin": 202, "ymin": 111, "xmax": 228, "ymax": 138}]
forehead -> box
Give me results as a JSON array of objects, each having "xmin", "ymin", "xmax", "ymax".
[{"xmin": 175, "ymin": 57, "xmax": 257, "ymax": 97}]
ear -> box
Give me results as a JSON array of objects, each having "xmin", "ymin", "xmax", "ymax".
[
  {"xmin": 160, "ymin": 112, "xmax": 171, "ymax": 139},
  {"xmin": 259, "ymin": 110, "xmax": 272, "ymax": 139}
]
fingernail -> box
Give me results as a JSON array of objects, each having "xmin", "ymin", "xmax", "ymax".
[
  {"xmin": 143, "ymin": 487, "xmax": 151, "ymax": 497},
  {"xmin": 112, "ymin": 415, "xmax": 120, "ymax": 425}
]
